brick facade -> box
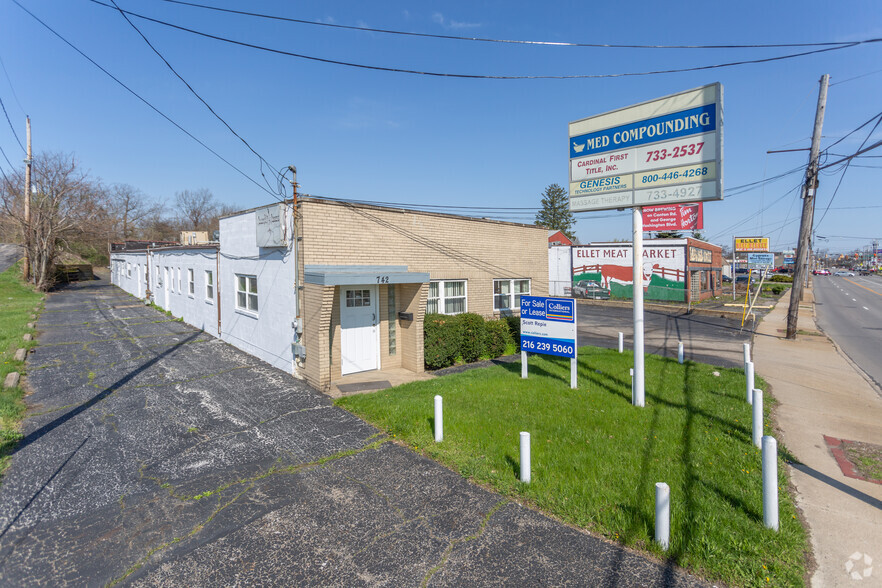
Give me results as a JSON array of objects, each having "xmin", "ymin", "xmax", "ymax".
[{"xmin": 298, "ymin": 198, "xmax": 546, "ymax": 391}]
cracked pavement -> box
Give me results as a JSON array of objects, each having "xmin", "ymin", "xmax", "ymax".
[{"xmin": 0, "ymin": 277, "xmax": 710, "ymax": 586}]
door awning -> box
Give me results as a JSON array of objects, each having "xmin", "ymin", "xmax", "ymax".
[{"xmin": 304, "ymin": 265, "xmax": 429, "ymax": 286}]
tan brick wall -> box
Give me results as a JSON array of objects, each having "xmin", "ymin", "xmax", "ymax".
[
  {"xmin": 302, "ymin": 282, "xmax": 335, "ymax": 391},
  {"xmin": 299, "ymin": 198, "xmax": 548, "ymax": 317},
  {"xmin": 297, "ymin": 198, "xmax": 546, "ymax": 384}
]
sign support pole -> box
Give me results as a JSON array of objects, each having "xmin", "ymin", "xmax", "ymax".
[{"xmin": 633, "ymin": 207, "xmax": 645, "ymax": 407}]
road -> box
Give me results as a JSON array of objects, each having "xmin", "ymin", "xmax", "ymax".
[
  {"xmin": 577, "ymin": 302, "xmax": 753, "ymax": 369},
  {"xmin": 813, "ymin": 273, "xmax": 882, "ymax": 392},
  {"xmin": 0, "ymin": 243, "xmax": 22, "ymax": 274}
]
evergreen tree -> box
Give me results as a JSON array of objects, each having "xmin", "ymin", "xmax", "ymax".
[{"xmin": 535, "ymin": 183, "xmax": 575, "ymax": 239}]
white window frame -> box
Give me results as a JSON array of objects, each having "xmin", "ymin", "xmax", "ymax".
[
  {"xmin": 205, "ymin": 270, "xmax": 214, "ymax": 301},
  {"xmin": 127, "ymin": 262, "xmax": 131, "ymax": 278},
  {"xmin": 427, "ymin": 280, "xmax": 468, "ymax": 315},
  {"xmin": 187, "ymin": 268, "xmax": 195, "ymax": 297},
  {"xmin": 235, "ymin": 274, "xmax": 258, "ymax": 315},
  {"xmin": 493, "ymin": 278, "xmax": 531, "ymax": 311},
  {"xmin": 177, "ymin": 267, "xmax": 181, "ymax": 294}
]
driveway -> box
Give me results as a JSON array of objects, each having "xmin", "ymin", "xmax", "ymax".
[
  {"xmin": 0, "ymin": 244, "xmax": 23, "ymax": 274},
  {"xmin": 0, "ymin": 277, "xmax": 708, "ymax": 586}
]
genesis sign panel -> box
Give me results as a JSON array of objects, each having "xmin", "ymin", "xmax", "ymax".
[
  {"xmin": 520, "ymin": 296, "xmax": 577, "ymax": 358},
  {"xmin": 568, "ymin": 84, "xmax": 723, "ymax": 212}
]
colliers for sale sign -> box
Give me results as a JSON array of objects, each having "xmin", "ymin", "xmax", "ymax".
[
  {"xmin": 520, "ymin": 296, "xmax": 577, "ymax": 359},
  {"xmin": 568, "ymin": 84, "xmax": 723, "ymax": 212}
]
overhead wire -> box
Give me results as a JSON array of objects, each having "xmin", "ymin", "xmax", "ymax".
[
  {"xmin": 0, "ymin": 94, "xmax": 25, "ymax": 153},
  {"xmin": 10, "ymin": 0, "xmax": 280, "ymax": 200},
  {"xmin": 87, "ymin": 2, "xmax": 881, "ymax": 80},
  {"xmin": 106, "ymin": 0, "xmax": 286, "ymax": 199},
  {"xmin": 0, "ymin": 54, "xmax": 26, "ymax": 115},
  {"xmin": 151, "ymin": 0, "xmax": 863, "ymax": 50}
]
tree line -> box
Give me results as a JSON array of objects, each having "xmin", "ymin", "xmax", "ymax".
[{"xmin": 0, "ymin": 151, "xmax": 235, "ymax": 290}]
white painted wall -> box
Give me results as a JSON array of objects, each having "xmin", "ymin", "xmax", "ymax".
[
  {"xmin": 151, "ymin": 248, "xmax": 219, "ymax": 337},
  {"xmin": 548, "ymin": 246, "xmax": 573, "ymax": 296},
  {"xmin": 218, "ymin": 206, "xmax": 297, "ymax": 373}
]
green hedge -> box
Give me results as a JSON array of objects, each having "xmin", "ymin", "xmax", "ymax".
[
  {"xmin": 770, "ymin": 275, "xmax": 793, "ymax": 283},
  {"xmin": 424, "ymin": 313, "xmax": 515, "ymax": 370}
]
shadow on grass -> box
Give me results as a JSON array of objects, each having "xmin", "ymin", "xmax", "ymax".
[{"xmin": 504, "ymin": 453, "xmax": 520, "ymax": 480}]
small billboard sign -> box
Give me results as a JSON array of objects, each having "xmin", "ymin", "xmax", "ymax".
[
  {"xmin": 568, "ymin": 84, "xmax": 723, "ymax": 212},
  {"xmin": 520, "ymin": 296, "xmax": 577, "ymax": 358},
  {"xmin": 735, "ymin": 237, "xmax": 769, "ymax": 252},
  {"xmin": 643, "ymin": 203, "xmax": 704, "ymax": 231},
  {"xmin": 748, "ymin": 253, "xmax": 774, "ymax": 268}
]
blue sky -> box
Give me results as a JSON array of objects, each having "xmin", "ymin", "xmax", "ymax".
[{"xmin": 1, "ymin": 0, "xmax": 880, "ymax": 254}]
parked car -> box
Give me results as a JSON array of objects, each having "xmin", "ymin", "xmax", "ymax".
[
  {"xmin": 572, "ymin": 280, "xmax": 611, "ymax": 300},
  {"xmin": 833, "ymin": 270, "xmax": 855, "ymax": 277}
]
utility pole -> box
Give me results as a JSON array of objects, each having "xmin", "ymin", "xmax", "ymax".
[
  {"xmin": 787, "ymin": 74, "xmax": 829, "ymax": 339},
  {"xmin": 22, "ymin": 116, "xmax": 32, "ymax": 282}
]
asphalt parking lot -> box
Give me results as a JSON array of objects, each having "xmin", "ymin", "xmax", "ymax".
[{"xmin": 0, "ymin": 277, "xmax": 709, "ymax": 587}]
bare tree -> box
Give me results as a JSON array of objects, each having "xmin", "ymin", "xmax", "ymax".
[
  {"xmin": 108, "ymin": 184, "xmax": 163, "ymax": 240},
  {"xmin": 175, "ymin": 188, "xmax": 216, "ymax": 230},
  {"xmin": 0, "ymin": 152, "xmax": 104, "ymax": 290}
]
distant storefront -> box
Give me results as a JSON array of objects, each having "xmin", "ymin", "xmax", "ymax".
[{"xmin": 571, "ymin": 238, "xmax": 722, "ymax": 303}]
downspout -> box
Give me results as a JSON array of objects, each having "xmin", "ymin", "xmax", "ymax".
[
  {"xmin": 145, "ymin": 246, "xmax": 152, "ymax": 302},
  {"xmin": 216, "ymin": 247, "xmax": 221, "ymax": 335}
]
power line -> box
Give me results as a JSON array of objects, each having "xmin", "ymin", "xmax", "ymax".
[
  {"xmin": 830, "ymin": 69, "xmax": 882, "ymax": 86},
  {"xmin": 0, "ymin": 94, "xmax": 25, "ymax": 153},
  {"xmin": 106, "ymin": 0, "xmax": 285, "ymax": 199},
  {"xmin": 11, "ymin": 0, "xmax": 279, "ymax": 200},
  {"xmin": 151, "ymin": 0, "xmax": 864, "ymax": 51},
  {"xmin": 88, "ymin": 2, "xmax": 881, "ymax": 80},
  {"xmin": 0, "ymin": 54, "xmax": 26, "ymax": 115}
]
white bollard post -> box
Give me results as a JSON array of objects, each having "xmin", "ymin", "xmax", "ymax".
[
  {"xmin": 434, "ymin": 395, "xmax": 443, "ymax": 443},
  {"xmin": 746, "ymin": 361, "xmax": 755, "ymax": 405},
  {"xmin": 630, "ymin": 368, "xmax": 635, "ymax": 405},
  {"xmin": 762, "ymin": 435, "xmax": 779, "ymax": 531},
  {"xmin": 743, "ymin": 342, "xmax": 751, "ymax": 365},
  {"xmin": 570, "ymin": 357, "xmax": 577, "ymax": 390},
  {"xmin": 519, "ymin": 432, "xmax": 531, "ymax": 483},
  {"xmin": 521, "ymin": 350, "xmax": 527, "ymax": 379},
  {"xmin": 677, "ymin": 341, "xmax": 684, "ymax": 364},
  {"xmin": 618, "ymin": 332, "xmax": 624, "ymax": 353},
  {"xmin": 752, "ymin": 389, "xmax": 763, "ymax": 448},
  {"xmin": 655, "ymin": 482, "xmax": 670, "ymax": 550}
]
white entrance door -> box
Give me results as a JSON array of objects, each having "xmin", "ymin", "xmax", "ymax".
[{"xmin": 341, "ymin": 286, "xmax": 380, "ymax": 375}]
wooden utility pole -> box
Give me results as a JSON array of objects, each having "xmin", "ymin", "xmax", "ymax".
[
  {"xmin": 22, "ymin": 116, "xmax": 32, "ymax": 282},
  {"xmin": 786, "ymin": 74, "xmax": 829, "ymax": 339}
]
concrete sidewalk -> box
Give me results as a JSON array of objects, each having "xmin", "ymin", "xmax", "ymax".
[{"xmin": 752, "ymin": 288, "xmax": 882, "ymax": 587}]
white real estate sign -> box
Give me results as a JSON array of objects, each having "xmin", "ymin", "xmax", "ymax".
[{"xmin": 568, "ymin": 84, "xmax": 723, "ymax": 212}]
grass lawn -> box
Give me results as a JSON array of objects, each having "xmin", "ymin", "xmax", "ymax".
[
  {"xmin": 337, "ymin": 348, "xmax": 808, "ymax": 587},
  {"xmin": 0, "ymin": 262, "xmax": 44, "ymax": 476}
]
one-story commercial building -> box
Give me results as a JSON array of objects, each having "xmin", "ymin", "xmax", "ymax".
[
  {"xmin": 569, "ymin": 238, "xmax": 723, "ymax": 303},
  {"xmin": 111, "ymin": 197, "xmax": 548, "ymax": 392}
]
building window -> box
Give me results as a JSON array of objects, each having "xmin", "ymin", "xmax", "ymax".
[
  {"xmin": 205, "ymin": 270, "xmax": 214, "ymax": 300},
  {"xmin": 177, "ymin": 268, "xmax": 181, "ymax": 293},
  {"xmin": 188, "ymin": 268, "xmax": 195, "ymax": 296},
  {"xmin": 494, "ymin": 279, "xmax": 530, "ymax": 311},
  {"xmin": 387, "ymin": 286, "xmax": 397, "ymax": 356},
  {"xmin": 236, "ymin": 274, "xmax": 258, "ymax": 313},
  {"xmin": 345, "ymin": 289, "xmax": 371, "ymax": 307},
  {"xmin": 427, "ymin": 280, "xmax": 467, "ymax": 315},
  {"xmin": 127, "ymin": 262, "xmax": 131, "ymax": 278}
]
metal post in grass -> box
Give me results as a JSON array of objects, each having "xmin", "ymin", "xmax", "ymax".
[
  {"xmin": 745, "ymin": 361, "xmax": 755, "ymax": 405},
  {"xmin": 752, "ymin": 389, "xmax": 763, "ymax": 448},
  {"xmin": 571, "ymin": 357, "xmax": 577, "ymax": 389},
  {"xmin": 743, "ymin": 342, "xmax": 751, "ymax": 365},
  {"xmin": 655, "ymin": 482, "xmax": 670, "ymax": 550},
  {"xmin": 677, "ymin": 341, "xmax": 684, "ymax": 364},
  {"xmin": 519, "ymin": 432, "xmax": 531, "ymax": 483},
  {"xmin": 434, "ymin": 395, "xmax": 443, "ymax": 443},
  {"xmin": 521, "ymin": 350, "xmax": 528, "ymax": 379},
  {"xmin": 618, "ymin": 332, "xmax": 624, "ymax": 353},
  {"xmin": 762, "ymin": 435, "xmax": 779, "ymax": 531}
]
